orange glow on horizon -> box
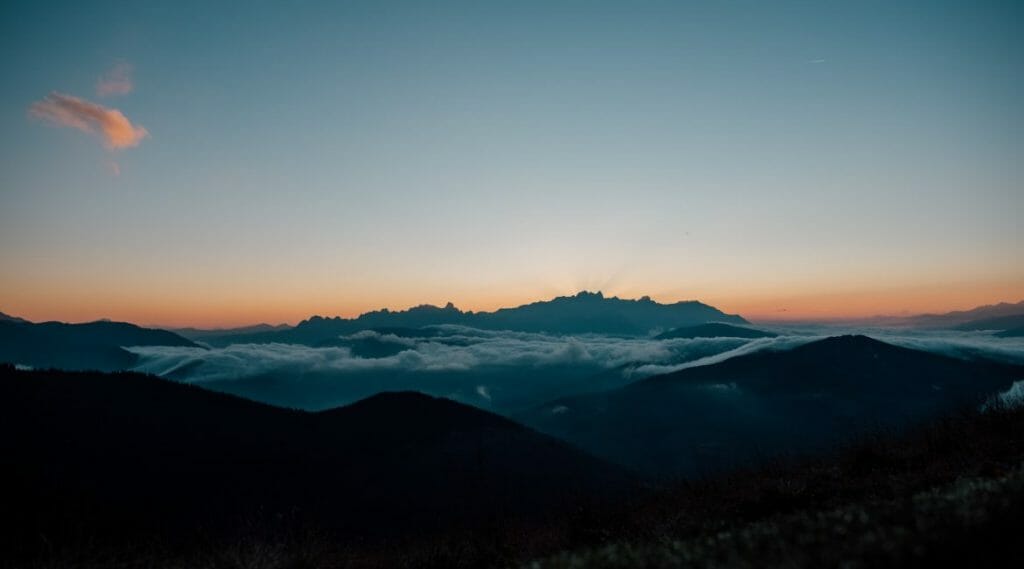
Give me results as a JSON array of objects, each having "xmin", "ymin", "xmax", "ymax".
[
  {"xmin": 2, "ymin": 279, "xmax": 1022, "ymax": 329},
  {"xmin": 718, "ymin": 281, "xmax": 1024, "ymax": 323}
]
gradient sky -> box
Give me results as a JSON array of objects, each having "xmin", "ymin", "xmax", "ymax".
[{"xmin": 1, "ymin": 1, "xmax": 1021, "ymax": 327}]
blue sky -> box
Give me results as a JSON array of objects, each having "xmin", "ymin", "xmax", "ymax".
[{"xmin": 1, "ymin": 1, "xmax": 1021, "ymax": 326}]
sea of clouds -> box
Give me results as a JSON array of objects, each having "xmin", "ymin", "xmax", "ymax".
[
  {"xmin": 127, "ymin": 325, "xmax": 1024, "ymax": 412},
  {"xmin": 130, "ymin": 325, "xmax": 760, "ymax": 384}
]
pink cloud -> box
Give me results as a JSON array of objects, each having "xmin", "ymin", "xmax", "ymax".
[
  {"xmin": 29, "ymin": 92, "xmax": 148, "ymax": 149},
  {"xmin": 96, "ymin": 62, "xmax": 134, "ymax": 97}
]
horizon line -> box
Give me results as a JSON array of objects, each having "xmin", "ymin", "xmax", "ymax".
[{"xmin": 4, "ymin": 290, "xmax": 1022, "ymax": 331}]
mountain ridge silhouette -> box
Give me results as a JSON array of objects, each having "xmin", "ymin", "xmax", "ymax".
[{"xmin": 201, "ymin": 290, "xmax": 747, "ymax": 346}]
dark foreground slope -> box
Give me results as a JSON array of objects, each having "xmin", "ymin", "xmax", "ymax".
[
  {"xmin": 523, "ymin": 335, "xmax": 1023, "ymax": 477},
  {"xmin": 0, "ymin": 319, "xmax": 199, "ymax": 371},
  {"xmin": 532, "ymin": 405, "xmax": 1024, "ymax": 569},
  {"xmin": 0, "ymin": 365, "xmax": 631, "ymax": 564},
  {"xmin": 7, "ymin": 369, "xmax": 1024, "ymax": 568}
]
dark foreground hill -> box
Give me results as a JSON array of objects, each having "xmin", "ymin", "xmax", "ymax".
[
  {"xmin": 655, "ymin": 322, "xmax": 777, "ymax": 340},
  {"xmin": 202, "ymin": 291, "xmax": 747, "ymax": 346},
  {"xmin": 0, "ymin": 319, "xmax": 199, "ymax": 371},
  {"xmin": 531, "ymin": 404, "xmax": 1024, "ymax": 569},
  {"xmin": 0, "ymin": 365, "xmax": 631, "ymax": 565},
  {"xmin": 522, "ymin": 335, "xmax": 1023, "ymax": 477},
  {"xmin": 6, "ymin": 365, "xmax": 1024, "ymax": 568}
]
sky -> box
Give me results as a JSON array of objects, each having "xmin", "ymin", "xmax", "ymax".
[{"xmin": 1, "ymin": 0, "xmax": 1021, "ymax": 327}]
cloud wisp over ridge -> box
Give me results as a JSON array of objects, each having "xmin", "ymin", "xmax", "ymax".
[{"xmin": 29, "ymin": 92, "xmax": 148, "ymax": 149}]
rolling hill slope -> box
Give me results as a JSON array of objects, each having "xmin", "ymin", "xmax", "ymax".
[
  {"xmin": 522, "ymin": 336, "xmax": 1023, "ymax": 477},
  {"xmin": 0, "ymin": 364, "xmax": 632, "ymax": 560}
]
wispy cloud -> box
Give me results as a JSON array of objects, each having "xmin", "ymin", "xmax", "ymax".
[
  {"xmin": 29, "ymin": 92, "xmax": 148, "ymax": 149},
  {"xmin": 96, "ymin": 62, "xmax": 134, "ymax": 97}
]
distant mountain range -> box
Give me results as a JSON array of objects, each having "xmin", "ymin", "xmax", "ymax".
[
  {"xmin": 954, "ymin": 314, "xmax": 1024, "ymax": 333},
  {"xmin": 655, "ymin": 322, "xmax": 777, "ymax": 340},
  {"xmin": 171, "ymin": 322, "xmax": 293, "ymax": 340},
  {"xmin": 0, "ymin": 319, "xmax": 198, "ymax": 371},
  {"xmin": 0, "ymin": 311, "xmax": 28, "ymax": 323},
  {"xmin": 0, "ymin": 364, "xmax": 631, "ymax": 550},
  {"xmin": 200, "ymin": 291, "xmax": 747, "ymax": 346},
  {"xmin": 907, "ymin": 300, "xmax": 1024, "ymax": 328},
  {"xmin": 521, "ymin": 335, "xmax": 1022, "ymax": 477}
]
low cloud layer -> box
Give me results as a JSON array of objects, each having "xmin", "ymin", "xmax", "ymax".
[
  {"xmin": 30, "ymin": 92, "xmax": 148, "ymax": 149},
  {"xmin": 96, "ymin": 62, "xmax": 134, "ymax": 97},
  {"xmin": 131, "ymin": 326, "xmax": 751, "ymax": 383},
  {"xmin": 632, "ymin": 328, "xmax": 1024, "ymax": 376},
  {"xmin": 127, "ymin": 326, "xmax": 1024, "ymax": 412},
  {"xmin": 128, "ymin": 327, "xmax": 752, "ymax": 411},
  {"xmin": 872, "ymin": 329, "xmax": 1024, "ymax": 365}
]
